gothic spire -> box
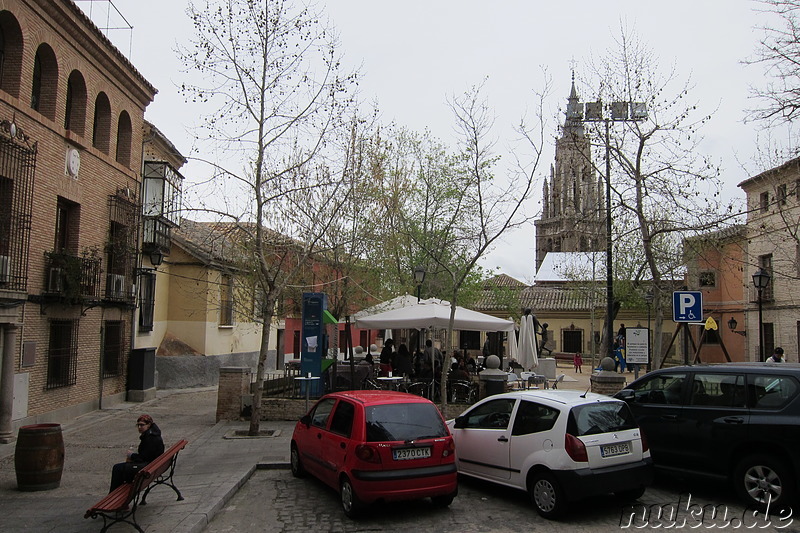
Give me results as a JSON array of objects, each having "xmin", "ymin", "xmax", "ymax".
[{"xmin": 563, "ymin": 70, "xmax": 584, "ymax": 135}]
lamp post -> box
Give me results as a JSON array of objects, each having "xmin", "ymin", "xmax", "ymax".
[
  {"xmin": 413, "ymin": 266, "xmax": 426, "ymax": 353},
  {"xmin": 578, "ymin": 98, "xmax": 647, "ymax": 360},
  {"xmin": 752, "ymin": 268, "xmax": 771, "ymax": 362}
]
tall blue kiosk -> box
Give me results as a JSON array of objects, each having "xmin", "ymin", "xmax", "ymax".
[{"xmin": 300, "ymin": 292, "xmax": 327, "ymax": 397}]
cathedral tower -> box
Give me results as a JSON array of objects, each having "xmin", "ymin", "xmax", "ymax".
[{"xmin": 534, "ymin": 75, "xmax": 605, "ymax": 273}]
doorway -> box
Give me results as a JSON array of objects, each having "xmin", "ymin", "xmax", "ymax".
[{"xmin": 562, "ymin": 330, "xmax": 583, "ymax": 353}]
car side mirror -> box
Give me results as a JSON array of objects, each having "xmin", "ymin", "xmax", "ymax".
[
  {"xmin": 615, "ymin": 389, "xmax": 635, "ymax": 402},
  {"xmin": 453, "ymin": 415, "xmax": 467, "ymax": 429},
  {"xmin": 300, "ymin": 414, "xmax": 311, "ymax": 427}
]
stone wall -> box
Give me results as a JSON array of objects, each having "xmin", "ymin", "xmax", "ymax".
[{"xmin": 157, "ymin": 351, "xmax": 261, "ymax": 389}]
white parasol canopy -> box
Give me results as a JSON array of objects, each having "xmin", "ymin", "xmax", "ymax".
[{"xmin": 355, "ymin": 298, "xmax": 515, "ymax": 333}]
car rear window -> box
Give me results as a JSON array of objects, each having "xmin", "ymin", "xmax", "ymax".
[
  {"xmin": 567, "ymin": 401, "xmax": 638, "ymax": 436},
  {"xmin": 365, "ymin": 402, "xmax": 448, "ymax": 442}
]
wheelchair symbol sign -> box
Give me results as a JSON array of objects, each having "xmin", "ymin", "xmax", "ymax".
[{"xmin": 673, "ymin": 291, "xmax": 703, "ymax": 323}]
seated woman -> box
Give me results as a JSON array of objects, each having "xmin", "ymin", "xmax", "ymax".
[{"xmin": 109, "ymin": 414, "xmax": 165, "ymax": 492}]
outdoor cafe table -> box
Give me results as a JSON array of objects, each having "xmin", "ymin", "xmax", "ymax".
[
  {"xmin": 520, "ymin": 371, "xmax": 548, "ymax": 389},
  {"xmin": 377, "ymin": 376, "xmax": 403, "ymax": 390}
]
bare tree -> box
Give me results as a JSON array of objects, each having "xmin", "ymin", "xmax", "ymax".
[
  {"xmin": 747, "ymin": 0, "xmax": 800, "ymax": 126},
  {"xmin": 581, "ymin": 27, "xmax": 732, "ymax": 368},
  {"xmin": 398, "ymin": 80, "xmax": 550, "ymax": 406},
  {"xmin": 178, "ymin": 0, "xmax": 357, "ymax": 433}
]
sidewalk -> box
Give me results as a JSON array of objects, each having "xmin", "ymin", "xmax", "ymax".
[
  {"xmin": 0, "ymin": 367, "xmax": 621, "ymax": 533},
  {"xmin": 0, "ymin": 387, "xmax": 295, "ymax": 533}
]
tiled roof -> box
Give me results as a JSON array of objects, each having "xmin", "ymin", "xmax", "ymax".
[
  {"xmin": 172, "ymin": 219, "xmax": 242, "ymax": 266},
  {"xmin": 520, "ymin": 286, "xmax": 601, "ymax": 312},
  {"xmin": 483, "ymin": 273, "xmax": 527, "ymax": 288}
]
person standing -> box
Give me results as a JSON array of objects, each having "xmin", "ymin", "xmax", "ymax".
[
  {"xmin": 109, "ymin": 414, "xmax": 164, "ymax": 492},
  {"xmin": 379, "ymin": 339, "xmax": 394, "ymax": 376},
  {"xmin": 424, "ymin": 339, "xmax": 443, "ymax": 373},
  {"xmin": 768, "ymin": 347, "xmax": 785, "ymax": 362},
  {"xmin": 394, "ymin": 343, "xmax": 413, "ymax": 378},
  {"xmin": 573, "ymin": 352, "xmax": 583, "ymax": 373}
]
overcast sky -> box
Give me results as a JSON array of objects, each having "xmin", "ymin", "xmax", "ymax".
[{"xmin": 87, "ymin": 0, "xmax": 788, "ymax": 283}]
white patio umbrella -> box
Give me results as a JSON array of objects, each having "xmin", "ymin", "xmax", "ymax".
[{"xmin": 355, "ymin": 298, "xmax": 515, "ymax": 333}]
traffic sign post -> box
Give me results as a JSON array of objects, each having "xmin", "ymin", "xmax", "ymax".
[{"xmin": 672, "ymin": 291, "xmax": 703, "ymax": 323}]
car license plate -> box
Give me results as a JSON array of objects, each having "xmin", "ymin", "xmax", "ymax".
[
  {"xmin": 393, "ymin": 447, "xmax": 431, "ymax": 460},
  {"xmin": 600, "ymin": 441, "xmax": 630, "ymax": 457}
]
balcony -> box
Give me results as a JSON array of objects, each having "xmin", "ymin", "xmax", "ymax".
[
  {"xmin": 142, "ymin": 161, "xmax": 183, "ymax": 259},
  {"xmin": 43, "ymin": 251, "xmax": 102, "ymax": 303}
]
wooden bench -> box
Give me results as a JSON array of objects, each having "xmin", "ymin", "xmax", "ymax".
[{"xmin": 84, "ymin": 439, "xmax": 188, "ymax": 533}]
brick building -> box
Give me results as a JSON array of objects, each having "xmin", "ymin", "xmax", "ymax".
[{"xmin": 0, "ymin": 0, "xmax": 157, "ymax": 441}]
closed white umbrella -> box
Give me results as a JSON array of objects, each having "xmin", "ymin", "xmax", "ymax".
[
  {"xmin": 518, "ymin": 314, "xmax": 539, "ymax": 370},
  {"xmin": 518, "ymin": 315, "xmax": 530, "ymax": 369}
]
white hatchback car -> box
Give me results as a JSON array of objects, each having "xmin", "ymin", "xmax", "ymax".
[{"xmin": 447, "ymin": 389, "xmax": 653, "ymax": 518}]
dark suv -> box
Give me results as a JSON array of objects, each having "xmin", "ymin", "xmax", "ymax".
[{"xmin": 615, "ymin": 362, "xmax": 800, "ymax": 509}]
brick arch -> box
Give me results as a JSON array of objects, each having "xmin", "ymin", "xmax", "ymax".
[
  {"xmin": 92, "ymin": 91, "xmax": 111, "ymax": 154},
  {"xmin": 31, "ymin": 42, "xmax": 58, "ymax": 120},
  {"xmin": 0, "ymin": 10, "xmax": 23, "ymax": 98},
  {"xmin": 115, "ymin": 110, "xmax": 132, "ymax": 167},
  {"xmin": 65, "ymin": 69, "xmax": 87, "ymax": 135}
]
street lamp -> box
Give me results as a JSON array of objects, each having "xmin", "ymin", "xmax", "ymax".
[
  {"xmin": 752, "ymin": 268, "xmax": 771, "ymax": 361},
  {"xmin": 413, "ymin": 266, "xmax": 426, "ymax": 303},
  {"xmin": 413, "ymin": 266, "xmax": 426, "ymax": 354},
  {"xmin": 727, "ymin": 316, "xmax": 746, "ymax": 336},
  {"xmin": 578, "ymin": 97, "xmax": 647, "ymax": 360}
]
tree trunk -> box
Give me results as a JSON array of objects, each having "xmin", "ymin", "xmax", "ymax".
[{"xmin": 248, "ymin": 308, "xmax": 274, "ymax": 435}]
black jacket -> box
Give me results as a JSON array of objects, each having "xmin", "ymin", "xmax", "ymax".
[{"xmin": 130, "ymin": 422, "xmax": 164, "ymax": 464}]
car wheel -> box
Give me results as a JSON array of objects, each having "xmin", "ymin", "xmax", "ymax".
[
  {"xmin": 290, "ymin": 443, "xmax": 305, "ymax": 478},
  {"xmin": 529, "ymin": 472, "xmax": 567, "ymax": 519},
  {"xmin": 340, "ymin": 476, "xmax": 362, "ymax": 518},
  {"xmin": 431, "ymin": 493, "xmax": 455, "ymax": 507},
  {"xmin": 735, "ymin": 454, "xmax": 794, "ymax": 510},
  {"xmin": 614, "ymin": 486, "xmax": 646, "ymax": 501}
]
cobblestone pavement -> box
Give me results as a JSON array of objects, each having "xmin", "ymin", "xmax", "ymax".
[{"xmin": 206, "ymin": 469, "xmax": 797, "ymax": 533}]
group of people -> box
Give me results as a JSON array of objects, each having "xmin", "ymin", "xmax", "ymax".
[{"xmin": 347, "ymin": 338, "xmax": 479, "ymax": 388}]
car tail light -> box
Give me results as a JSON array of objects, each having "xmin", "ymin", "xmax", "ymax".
[
  {"xmin": 640, "ymin": 429, "xmax": 649, "ymax": 453},
  {"xmin": 442, "ymin": 438, "xmax": 455, "ymax": 458},
  {"xmin": 565, "ymin": 433, "xmax": 588, "ymax": 462},
  {"xmin": 355, "ymin": 444, "xmax": 382, "ymax": 464}
]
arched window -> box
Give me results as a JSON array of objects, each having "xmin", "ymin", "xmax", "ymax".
[
  {"xmin": 92, "ymin": 92, "xmax": 111, "ymax": 153},
  {"xmin": 64, "ymin": 70, "xmax": 86, "ymax": 135},
  {"xmin": 115, "ymin": 111, "xmax": 132, "ymax": 166},
  {"xmin": 31, "ymin": 43, "xmax": 57, "ymax": 119},
  {"xmin": 0, "ymin": 11, "xmax": 23, "ymax": 97}
]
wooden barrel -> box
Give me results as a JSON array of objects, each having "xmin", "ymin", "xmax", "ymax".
[{"xmin": 14, "ymin": 424, "xmax": 65, "ymax": 491}]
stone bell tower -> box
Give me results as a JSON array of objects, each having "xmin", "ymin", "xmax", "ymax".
[{"xmin": 534, "ymin": 74, "xmax": 604, "ymax": 273}]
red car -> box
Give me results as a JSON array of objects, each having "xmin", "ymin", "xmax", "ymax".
[{"xmin": 290, "ymin": 390, "xmax": 458, "ymax": 517}]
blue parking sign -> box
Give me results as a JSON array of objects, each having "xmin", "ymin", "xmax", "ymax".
[{"xmin": 673, "ymin": 291, "xmax": 703, "ymax": 322}]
